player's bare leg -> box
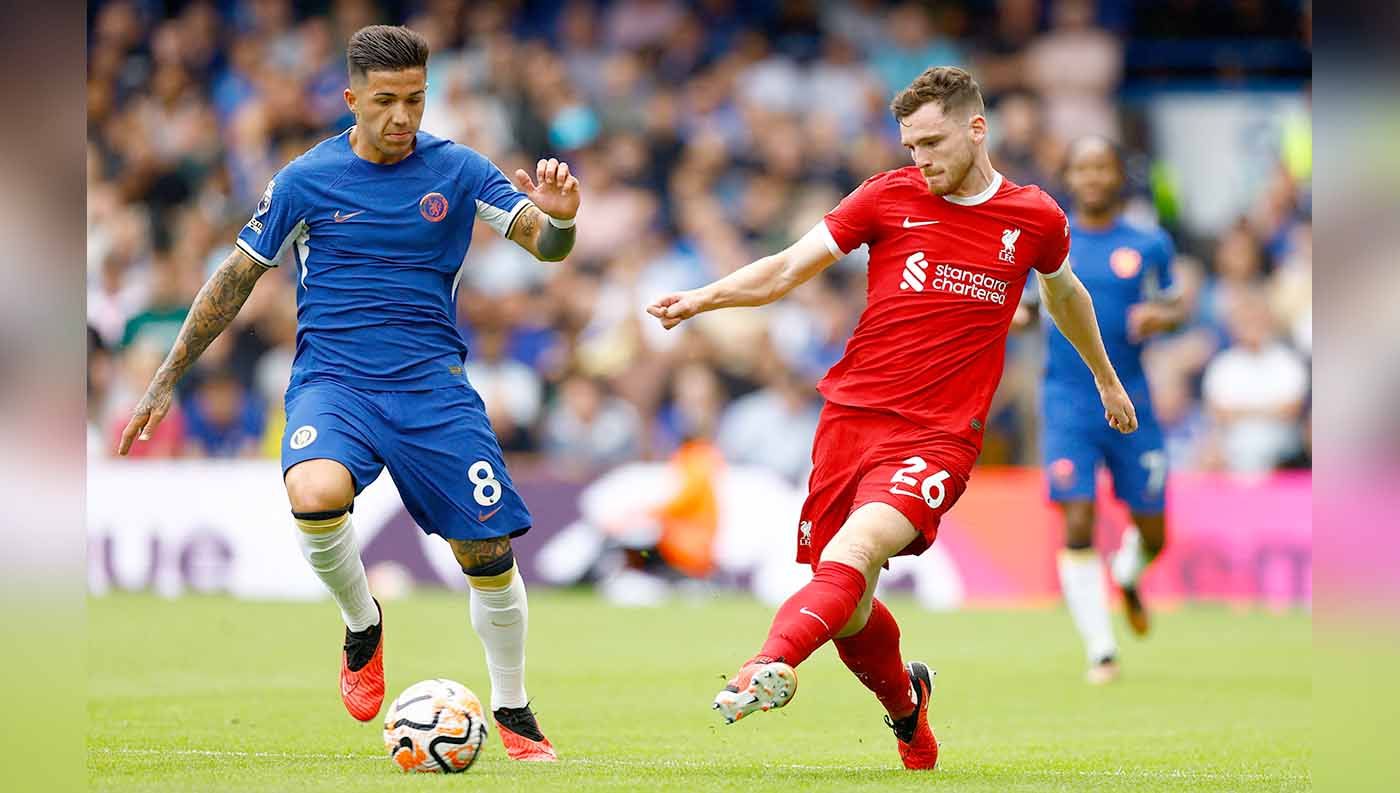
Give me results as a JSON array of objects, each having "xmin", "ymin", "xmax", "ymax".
[
  {"xmin": 1113, "ymin": 512, "xmax": 1166, "ymax": 637},
  {"xmin": 1056, "ymin": 500, "xmax": 1119, "ymax": 684},
  {"xmin": 285, "ymin": 459, "xmax": 385, "ymax": 720},
  {"xmin": 448, "ymin": 538, "xmax": 556, "ymax": 761}
]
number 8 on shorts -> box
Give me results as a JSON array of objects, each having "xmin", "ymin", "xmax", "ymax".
[{"xmin": 469, "ymin": 460, "xmax": 502, "ymax": 507}]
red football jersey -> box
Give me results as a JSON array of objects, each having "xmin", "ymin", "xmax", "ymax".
[{"xmin": 817, "ymin": 167, "xmax": 1070, "ymax": 459}]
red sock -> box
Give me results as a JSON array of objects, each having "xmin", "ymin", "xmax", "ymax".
[
  {"xmin": 753, "ymin": 561, "xmax": 867, "ymax": 668},
  {"xmin": 834, "ymin": 599, "xmax": 915, "ymax": 719}
]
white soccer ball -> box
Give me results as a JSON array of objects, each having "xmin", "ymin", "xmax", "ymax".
[{"xmin": 383, "ymin": 678, "xmax": 489, "ymax": 773}]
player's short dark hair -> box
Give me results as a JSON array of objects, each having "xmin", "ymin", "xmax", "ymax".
[
  {"xmin": 1064, "ymin": 136, "xmax": 1131, "ymax": 180},
  {"xmin": 890, "ymin": 66, "xmax": 985, "ymax": 122},
  {"xmin": 346, "ymin": 25, "xmax": 429, "ymax": 81}
]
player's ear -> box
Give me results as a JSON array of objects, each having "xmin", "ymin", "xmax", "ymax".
[
  {"xmin": 968, "ymin": 114, "xmax": 987, "ymax": 145},
  {"xmin": 343, "ymin": 86, "xmax": 356, "ymax": 114}
]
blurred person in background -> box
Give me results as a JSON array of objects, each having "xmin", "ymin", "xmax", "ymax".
[
  {"xmin": 1024, "ymin": 0, "xmax": 1122, "ymax": 142},
  {"xmin": 543, "ymin": 372, "xmax": 643, "ymax": 475},
  {"xmin": 113, "ymin": 24, "xmax": 582, "ymax": 760},
  {"xmin": 1012, "ymin": 136, "xmax": 1183, "ymax": 685},
  {"xmin": 465, "ymin": 326, "xmax": 545, "ymax": 454},
  {"xmin": 716, "ymin": 361, "xmax": 821, "ymax": 485},
  {"xmin": 1202, "ymin": 288, "xmax": 1309, "ymax": 473},
  {"xmin": 88, "ymin": 327, "xmax": 117, "ymax": 457},
  {"xmin": 181, "ymin": 368, "xmax": 266, "ymax": 458}
]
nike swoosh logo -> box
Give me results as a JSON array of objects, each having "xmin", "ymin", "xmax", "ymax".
[
  {"xmin": 902, "ymin": 217, "xmax": 940, "ymax": 228},
  {"xmin": 333, "ymin": 210, "xmax": 366, "ymax": 223},
  {"xmin": 799, "ymin": 607, "xmax": 831, "ymax": 632},
  {"xmin": 342, "ymin": 677, "xmax": 357, "ymax": 696},
  {"xmin": 479, "ymin": 506, "xmax": 503, "ymax": 522}
]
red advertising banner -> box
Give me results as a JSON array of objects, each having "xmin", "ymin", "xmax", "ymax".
[{"xmin": 940, "ymin": 469, "xmax": 1311, "ymax": 606}]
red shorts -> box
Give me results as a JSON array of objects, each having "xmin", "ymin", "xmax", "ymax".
[{"xmin": 796, "ymin": 402, "xmax": 978, "ymax": 568}]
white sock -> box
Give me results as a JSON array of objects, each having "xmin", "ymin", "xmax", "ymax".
[
  {"xmin": 469, "ymin": 567, "xmax": 529, "ymax": 710},
  {"xmin": 297, "ymin": 515, "xmax": 379, "ymax": 632},
  {"xmin": 1111, "ymin": 526, "xmax": 1148, "ymax": 588},
  {"xmin": 1058, "ymin": 549, "xmax": 1117, "ymax": 663}
]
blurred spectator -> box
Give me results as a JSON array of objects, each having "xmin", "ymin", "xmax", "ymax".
[
  {"xmin": 465, "ymin": 327, "xmax": 544, "ymax": 453},
  {"xmin": 182, "ymin": 369, "xmax": 265, "ymax": 458},
  {"xmin": 1202, "ymin": 290, "xmax": 1309, "ymax": 473},
  {"xmin": 868, "ymin": 3, "xmax": 966, "ymax": 94},
  {"xmin": 716, "ymin": 365, "xmax": 820, "ymax": 483},
  {"xmin": 990, "ymin": 91, "xmax": 1057, "ymax": 190},
  {"xmin": 543, "ymin": 374, "xmax": 643, "ymax": 474},
  {"xmin": 120, "ymin": 254, "xmax": 192, "ymax": 352},
  {"xmin": 1024, "ymin": 0, "xmax": 1123, "ymax": 141},
  {"xmin": 88, "ymin": 327, "xmax": 117, "ymax": 457}
]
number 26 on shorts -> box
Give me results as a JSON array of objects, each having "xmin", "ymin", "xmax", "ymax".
[{"xmin": 889, "ymin": 456, "xmax": 951, "ymax": 509}]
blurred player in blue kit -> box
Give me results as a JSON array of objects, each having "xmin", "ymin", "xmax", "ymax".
[
  {"xmin": 118, "ymin": 25, "xmax": 579, "ymax": 759},
  {"xmin": 1013, "ymin": 137, "xmax": 1183, "ymax": 684}
]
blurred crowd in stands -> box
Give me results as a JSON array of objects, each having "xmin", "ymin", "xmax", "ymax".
[{"xmin": 88, "ymin": 0, "xmax": 1312, "ymax": 479}]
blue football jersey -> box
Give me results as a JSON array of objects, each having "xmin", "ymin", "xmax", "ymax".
[
  {"xmin": 1043, "ymin": 216, "xmax": 1176, "ymax": 409},
  {"xmin": 236, "ymin": 128, "xmax": 532, "ymax": 391}
]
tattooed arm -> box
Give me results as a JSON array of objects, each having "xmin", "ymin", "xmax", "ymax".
[
  {"xmin": 507, "ymin": 204, "xmax": 576, "ymax": 262},
  {"xmin": 117, "ymin": 249, "xmax": 270, "ymax": 455},
  {"xmin": 506, "ymin": 157, "xmax": 580, "ymax": 262}
]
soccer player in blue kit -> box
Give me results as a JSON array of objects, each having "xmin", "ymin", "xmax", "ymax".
[
  {"xmin": 1013, "ymin": 137, "xmax": 1183, "ymax": 684},
  {"xmin": 117, "ymin": 26, "xmax": 578, "ymax": 759}
]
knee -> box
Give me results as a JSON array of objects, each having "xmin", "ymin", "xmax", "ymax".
[
  {"xmin": 285, "ymin": 462, "xmax": 354, "ymax": 516},
  {"xmin": 1063, "ymin": 506, "xmax": 1095, "ymax": 550},
  {"xmin": 450, "ymin": 538, "xmax": 515, "ymax": 586},
  {"xmin": 819, "ymin": 532, "xmax": 882, "ymax": 577}
]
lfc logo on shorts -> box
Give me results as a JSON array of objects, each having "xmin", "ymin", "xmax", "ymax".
[{"xmin": 798, "ymin": 520, "xmax": 813, "ymax": 546}]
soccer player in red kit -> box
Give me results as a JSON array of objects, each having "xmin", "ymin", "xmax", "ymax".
[{"xmin": 647, "ymin": 66, "xmax": 1137, "ymax": 770}]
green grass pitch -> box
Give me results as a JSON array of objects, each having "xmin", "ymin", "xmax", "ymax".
[{"xmin": 89, "ymin": 591, "xmax": 1310, "ymax": 792}]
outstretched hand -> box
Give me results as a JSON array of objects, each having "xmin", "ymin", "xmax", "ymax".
[
  {"xmin": 512, "ymin": 158, "xmax": 580, "ymax": 222},
  {"xmin": 646, "ymin": 291, "xmax": 704, "ymax": 330},
  {"xmin": 117, "ymin": 381, "xmax": 174, "ymax": 455}
]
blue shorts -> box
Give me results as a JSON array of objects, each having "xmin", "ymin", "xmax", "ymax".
[
  {"xmin": 1042, "ymin": 404, "xmax": 1167, "ymax": 515},
  {"xmin": 281, "ymin": 379, "xmax": 531, "ymax": 541}
]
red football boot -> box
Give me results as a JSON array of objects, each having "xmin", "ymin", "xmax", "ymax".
[
  {"xmin": 712, "ymin": 658, "xmax": 798, "ymax": 724},
  {"xmin": 494, "ymin": 705, "xmax": 558, "ymax": 761},
  {"xmin": 886, "ymin": 661, "xmax": 938, "ymax": 770},
  {"xmin": 339, "ymin": 599, "xmax": 385, "ymax": 722}
]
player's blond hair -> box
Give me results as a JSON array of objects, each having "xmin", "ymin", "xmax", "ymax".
[{"xmin": 890, "ymin": 66, "xmax": 985, "ymax": 122}]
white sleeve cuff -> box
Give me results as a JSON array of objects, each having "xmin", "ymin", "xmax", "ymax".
[
  {"xmin": 816, "ymin": 220, "xmax": 846, "ymax": 258},
  {"xmin": 235, "ymin": 237, "xmax": 277, "ymax": 268},
  {"xmin": 478, "ymin": 197, "xmax": 534, "ymax": 237},
  {"xmin": 1039, "ymin": 257, "xmax": 1069, "ymax": 279}
]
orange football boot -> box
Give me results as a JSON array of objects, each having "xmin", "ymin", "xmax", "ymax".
[
  {"xmin": 1122, "ymin": 585, "xmax": 1151, "ymax": 637},
  {"xmin": 494, "ymin": 705, "xmax": 558, "ymax": 761},
  {"xmin": 887, "ymin": 661, "xmax": 938, "ymax": 770},
  {"xmin": 339, "ymin": 599, "xmax": 385, "ymax": 722}
]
